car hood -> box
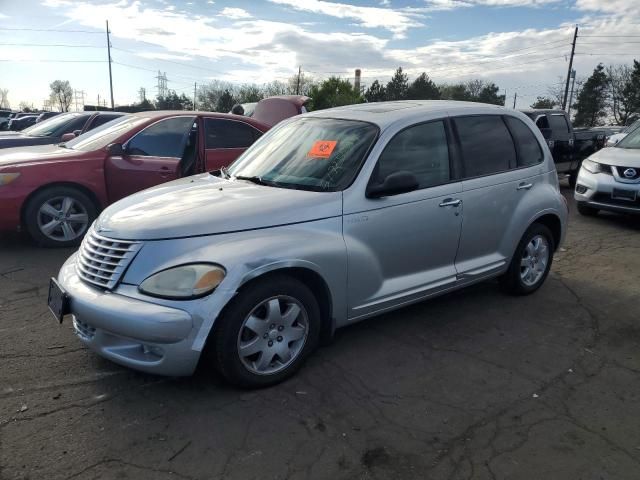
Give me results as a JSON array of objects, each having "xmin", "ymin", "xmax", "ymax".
[
  {"xmin": 95, "ymin": 173, "xmax": 343, "ymax": 240},
  {"xmin": 0, "ymin": 144, "xmax": 80, "ymax": 167},
  {"xmin": 591, "ymin": 145, "xmax": 640, "ymax": 167}
]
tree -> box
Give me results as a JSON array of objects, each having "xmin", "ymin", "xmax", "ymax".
[
  {"xmin": 308, "ymin": 77, "xmax": 361, "ymax": 110},
  {"xmin": 216, "ymin": 89, "xmax": 236, "ymax": 112},
  {"xmin": 364, "ymin": 80, "xmax": 386, "ymax": 102},
  {"xmin": 476, "ymin": 82, "xmax": 505, "ymax": 105},
  {"xmin": 407, "ymin": 73, "xmax": 440, "ymax": 100},
  {"xmin": 155, "ymin": 91, "xmax": 193, "ymax": 110},
  {"xmin": 287, "ymin": 72, "xmax": 315, "ymax": 96},
  {"xmin": 530, "ymin": 96, "xmax": 557, "ymax": 109},
  {"xmin": 618, "ymin": 60, "xmax": 640, "ymax": 125},
  {"xmin": 385, "ymin": 67, "xmax": 409, "ymax": 101},
  {"xmin": 263, "ymin": 80, "xmax": 288, "ymax": 97},
  {"xmin": 573, "ymin": 64, "xmax": 609, "ymax": 127},
  {"xmin": 49, "ymin": 80, "xmax": 73, "ymax": 112},
  {"xmin": 439, "ymin": 83, "xmax": 471, "ymax": 101},
  {"xmin": 236, "ymin": 84, "xmax": 264, "ymax": 103},
  {"xmin": 18, "ymin": 101, "xmax": 35, "ymax": 112}
]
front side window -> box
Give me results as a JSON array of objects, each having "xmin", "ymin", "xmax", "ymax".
[
  {"xmin": 127, "ymin": 117, "xmax": 195, "ymax": 157},
  {"xmin": 373, "ymin": 121, "xmax": 450, "ymax": 189},
  {"xmin": 228, "ymin": 117, "xmax": 379, "ymax": 191},
  {"xmin": 504, "ymin": 116, "xmax": 544, "ymax": 167},
  {"xmin": 205, "ymin": 119, "xmax": 260, "ymax": 149},
  {"xmin": 454, "ymin": 115, "xmax": 516, "ymax": 178}
]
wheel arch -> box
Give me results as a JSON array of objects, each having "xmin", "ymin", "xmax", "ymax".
[
  {"xmin": 20, "ymin": 181, "xmax": 103, "ymax": 226},
  {"xmin": 531, "ymin": 212, "xmax": 562, "ymax": 251}
]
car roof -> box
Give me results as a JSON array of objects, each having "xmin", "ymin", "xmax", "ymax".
[
  {"xmin": 129, "ymin": 110, "xmax": 270, "ymax": 130},
  {"xmin": 305, "ymin": 100, "xmax": 506, "ymax": 129},
  {"xmin": 519, "ymin": 109, "xmax": 566, "ymax": 115}
]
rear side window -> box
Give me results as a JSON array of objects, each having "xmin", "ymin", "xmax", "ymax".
[
  {"xmin": 504, "ymin": 116, "xmax": 544, "ymax": 167},
  {"xmin": 548, "ymin": 114, "xmax": 570, "ymax": 133},
  {"xmin": 90, "ymin": 114, "xmax": 119, "ymax": 130},
  {"xmin": 375, "ymin": 121, "xmax": 450, "ymax": 189},
  {"xmin": 454, "ymin": 115, "xmax": 516, "ymax": 178},
  {"xmin": 63, "ymin": 116, "xmax": 89, "ymax": 134},
  {"xmin": 205, "ymin": 119, "xmax": 261, "ymax": 149}
]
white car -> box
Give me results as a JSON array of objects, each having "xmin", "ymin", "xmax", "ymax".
[
  {"xmin": 605, "ymin": 119, "xmax": 640, "ymax": 147},
  {"xmin": 575, "ymin": 125, "xmax": 640, "ymax": 216}
]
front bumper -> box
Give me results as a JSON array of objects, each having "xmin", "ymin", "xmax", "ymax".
[
  {"xmin": 58, "ymin": 254, "xmax": 202, "ymax": 376},
  {"xmin": 574, "ymin": 167, "xmax": 640, "ymax": 214}
]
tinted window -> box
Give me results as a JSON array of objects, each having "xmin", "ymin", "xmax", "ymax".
[
  {"xmin": 504, "ymin": 117, "xmax": 543, "ymax": 167},
  {"xmin": 548, "ymin": 114, "xmax": 569, "ymax": 133},
  {"xmin": 90, "ymin": 114, "xmax": 121, "ymax": 129},
  {"xmin": 65, "ymin": 116, "xmax": 89, "ymax": 134},
  {"xmin": 535, "ymin": 116, "xmax": 549, "ymax": 129},
  {"xmin": 127, "ymin": 117, "xmax": 194, "ymax": 157},
  {"xmin": 455, "ymin": 115, "xmax": 516, "ymax": 178},
  {"xmin": 375, "ymin": 121, "xmax": 450, "ymax": 188},
  {"xmin": 205, "ymin": 119, "xmax": 260, "ymax": 149}
]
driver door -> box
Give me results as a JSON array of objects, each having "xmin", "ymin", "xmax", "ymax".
[{"xmin": 105, "ymin": 116, "xmax": 195, "ymax": 202}]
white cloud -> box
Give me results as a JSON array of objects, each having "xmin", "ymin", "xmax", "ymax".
[
  {"xmin": 424, "ymin": 0, "xmax": 560, "ymax": 9},
  {"xmin": 269, "ymin": 0, "xmax": 425, "ymax": 38},
  {"xmin": 219, "ymin": 7, "xmax": 252, "ymax": 19},
  {"xmin": 575, "ymin": 0, "xmax": 636, "ymax": 13}
]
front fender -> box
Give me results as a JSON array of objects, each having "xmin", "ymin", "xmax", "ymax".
[{"xmin": 121, "ymin": 217, "xmax": 346, "ymax": 351}]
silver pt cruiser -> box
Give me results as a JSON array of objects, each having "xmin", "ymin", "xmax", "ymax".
[{"xmin": 50, "ymin": 101, "xmax": 568, "ymax": 387}]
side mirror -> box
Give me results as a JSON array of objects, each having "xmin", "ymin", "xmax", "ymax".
[
  {"xmin": 60, "ymin": 133, "xmax": 75, "ymax": 142},
  {"xmin": 107, "ymin": 143, "xmax": 124, "ymax": 156},
  {"xmin": 73, "ymin": 129, "xmax": 82, "ymax": 137},
  {"xmin": 366, "ymin": 171, "xmax": 419, "ymax": 198},
  {"xmin": 539, "ymin": 128, "xmax": 552, "ymax": 140}
]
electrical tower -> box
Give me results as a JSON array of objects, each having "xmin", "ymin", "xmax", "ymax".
[
  {"xmin": 138, "ymin": 87, "xmax": 147, "ymax": 103},
  {"xmin": 0, "ymin": 89, "xmax": 9, "ymax": 109},
  {"xmin": 156, "ymin": 71, "xmax": 168, "ymax": 98},
  {"xmin": 74, "ymin": 90, "xmax": 86, "ymax": 112}
]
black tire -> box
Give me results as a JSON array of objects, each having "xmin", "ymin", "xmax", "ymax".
[
  {"xmin": 568, "ymin": 168, "xmax": 579, "ymax": 188},
  {"xmin": 212, "ymin": 274, "xmax": 321, "ymax": 388},
  {"xmin": 24, "ymin": 186, "xmax": 97, "ymax": 248},
  {"xmin": 577, "ymin": 202, "xmax": 599, "ymax": 217},
  {"xmin": 500, "ymin": 223, "xmax": 555, "ymax": 296}
]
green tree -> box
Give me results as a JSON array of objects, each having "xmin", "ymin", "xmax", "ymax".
[
  {"xmin": 439, "ymin": 83, "xmax": 470, "ymax": 101},
  {"xmin": 308, "ymin": 77, "xmax": 361, "ymax": 110},
  {"xmin": 620, "ymin": 60, "xmax": 640, "ymax": 125},
  {"xmin": 155, "ymin": 91, "xmax": 193, "ymax": 110},
  {"xmin": 530, "ymin": 96, "xmax": 557, "ymax": 109},
  {"xmin": 477, "ymin": 82, "xmax": 505, "ymax": 105},
  {"xmin": 364, "ymin": 79, "xmax": 386, "ymax": 102},
  {"xmin": 216, "ymin": 89, "xmax": 236, "ymax": 112},
  {"xmin": 49, "ymin": 80, "xmax": 73, "ymax": 112},
  {"xmin": 573, "ymin": 64, "xmax": 609, "ymax": 127},
  {"xmin": 385, "ymin": 67, "xmax": 409, "ymax": 101},
  {"xmin": 407, "ymin": 73, "xmax": 440, "ymax": 100},
  {"xmin": 287, "ymin": 72, "xmax": 315, "ymax": 96}
]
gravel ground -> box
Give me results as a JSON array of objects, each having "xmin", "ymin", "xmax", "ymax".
[{"xmin": 1, "ymin": 184, "xmax": 639, "ymax": 480}]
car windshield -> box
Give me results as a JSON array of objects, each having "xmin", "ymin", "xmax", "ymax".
[
  {"xmin": 622, "ymin": 119, "xmax": 640, "ymax": 134},
  {"xmin": 65, "ymin": 114, "xmax": 145, "ymax": 151},
  {"xmin": 616, "ymin": 127, "xmax": 640, "ymax": 149},
  {"xmin": 227, "ymin": 117, "xmax": 379, "ymax": 192},
  {"xmin": 22, "ymin": 113, "xmax": 80, "ymax": 136}
]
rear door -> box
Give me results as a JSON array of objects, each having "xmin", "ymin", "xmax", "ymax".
[
  {"xmin": 453, "ymin": 114, "xmax": 539, "ymax": 280},
  {"xmin": 547, "ymin": 113, "xmax": 573, "ymax": 173},
  {"xmin": 202, "ymin": 118, "xmax": 263, "ymax": 171},
  {"xmin": 105, "ymin": 116, "xmax": 194, "ymax": 202}
]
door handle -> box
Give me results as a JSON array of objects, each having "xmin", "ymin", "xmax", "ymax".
[
  {"xmin": 517, "ymin": 182, "xmax": 533, "ymax": 191},
  {"xmin": 439, "ymin": 198, "xmax": 461, "ymax": 207}
]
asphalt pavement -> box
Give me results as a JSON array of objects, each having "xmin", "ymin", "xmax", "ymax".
[{"xmin": 1, "ymin": 183, "xmax": 639, "ymax": 480}]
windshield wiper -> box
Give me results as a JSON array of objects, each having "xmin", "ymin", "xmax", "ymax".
[{"xmin": 234, "ymin": 175, "xmax": 275, "ymax": 187}]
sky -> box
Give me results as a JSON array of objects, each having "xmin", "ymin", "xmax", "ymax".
[{"xmin": 0, "ymin": 0, "xmax": 638, "ymax": 110}]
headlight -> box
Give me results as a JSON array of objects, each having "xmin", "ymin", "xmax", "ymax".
[
  {"xmin": 0, "ymin": 173, "xmax": 20, "ymax": 186},
  {"xmin": 582, "ymin": 159, "xmax": 603, "ymax": 174},
  {"xmin": 139, "ymin": 264, "xmax": 226, "ymax": 299}
]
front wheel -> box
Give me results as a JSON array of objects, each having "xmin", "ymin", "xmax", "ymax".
[
  {"xmin": 212, "ymin": 275, "xmax": 321, "ymax": 388},
  {"xmin": 500, "ymin": 224, "xmax": 555, "ymax": 295}
]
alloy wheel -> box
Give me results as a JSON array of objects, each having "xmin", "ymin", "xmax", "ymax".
[
  {"xmin": 37, "ymin": 196, "xmax": 89, "ymax": 243},
  {"xmin": 520, "ymin": 234, "xmax": 550, "ymax": 287}
]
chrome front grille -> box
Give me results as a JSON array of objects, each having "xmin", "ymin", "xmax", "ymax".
[{"xmin": 76, "ymin": 229, "xmax": 142, "ymax": 290}]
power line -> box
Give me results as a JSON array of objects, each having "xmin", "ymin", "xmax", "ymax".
[
  {"xmin": 0, "ymin": 27, "xmax": 102, "ymax": 33},
  {"xmin": 0, "ymin": 42, "xmax": 103, "ymax": 48},
  {"xmin": 579, "ymin": 35, "xmax": 640, "ymax": 38},
  {"xmin": 0, "ymin": 59, "xmax": 106, "ymax": 63},
  {"xmin": 111, "ymin": 46, "xmax": 225, "ymax": 75}
]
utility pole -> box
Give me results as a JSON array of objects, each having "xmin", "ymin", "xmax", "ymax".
[
  {"xmin": 106, "ymin": 20, "xmax": 114, "ymax": 110},
  {"xmin": 296, "ymin": 66, "xmax": 301, "ymax": 95},
  {"xmin": 567, "ymin": 69, "xmax": 576, "ymax": 118},
  {"xmin": 193, "ymin": 82, "xmax": 197, "ymax": 110},
  {"xmin": 97, "ymin": 94, "xmax": 100, "ymax": 111},
  {"xmin": 562, "ymin": 25, "xmax": 578, "ymax": 111},
  {"xmin": 513, "ymin": 92, "xmax": 517, "ymax": 109},
  {"xmin": 138, "ymin": 87, "xmax": 146, "ymax": 103}
]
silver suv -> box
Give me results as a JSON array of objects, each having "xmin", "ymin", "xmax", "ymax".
[{"xmin": 50, "ymin": 101, "xmax": 568, "ymax": 388}]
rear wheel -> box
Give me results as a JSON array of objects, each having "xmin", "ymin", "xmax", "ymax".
[
  {"xmin": 500, "ymin": 223, "xmax": 554, "ymax": 295},
  {"xmin": 577, "ymin": 202, "xmax": 599, "ymax": 216},
  {"xmin": 24, "ymin": 186, "xmax": 97, "ymax": 247},
  {"xmin": 212, "ymin": 275, "xmax": 321, "ymax": 388}
]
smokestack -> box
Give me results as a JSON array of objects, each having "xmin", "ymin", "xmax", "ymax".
[{"xmin": 354, "ymin": 69, "xmax": 361, "ymax": 94}]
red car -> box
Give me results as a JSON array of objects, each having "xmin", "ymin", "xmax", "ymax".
[{"xmin": 0, "ymin": 101, "xmax": 306, "ymax": 247}]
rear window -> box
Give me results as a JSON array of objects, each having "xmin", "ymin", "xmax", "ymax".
[
  {"xmin": 548, "ymin": 114, "xmax": 570, "ymax": 133},
  {"xmin": 504, "ymin": 116, "xmax": 544, "ymax": 167},
  {"xmin": 454, "ymin": 115, "xmax": 516, "ymax": 178}
]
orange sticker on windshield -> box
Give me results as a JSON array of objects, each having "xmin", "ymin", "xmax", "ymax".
[{"xmin": 307, "ymin": 140, "xmax": 337, "ymax": 158}]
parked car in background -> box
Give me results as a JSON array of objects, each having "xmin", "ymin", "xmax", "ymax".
[
  {"xmin": 50, "ymin": 100, "xmax": 567, "ymax": 387},
  {"xmin": 0, "ymin": 110, "xmax": 12, "ymax": 131},
  {"xmin": 605, "ymin": 119, "xmax": 640, "ymax": 147},
  {"xmin": 36, "ymin": 111, "xmax": 62, "ymax": 123},
  {"xmin": 229, "ymin": 95, "xmax": 310, "ymax": 126},
  {"xmin": 0, "ymin": 111, "xmax": 124, "ymax": 149},
  {"xmin": 575, "ymin": 125, "xmax": 640, "ymax": 216},
  {"xmin": 0, "ymin": 105, "xmax": 303, "ymax": 246},
  {"xmin": 521, "ymin": 109, "xmax": 608, "ymax": 186},
  {"xmin": 8, "ymin": 115, "xmax": 38, "ymax": 131}
]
